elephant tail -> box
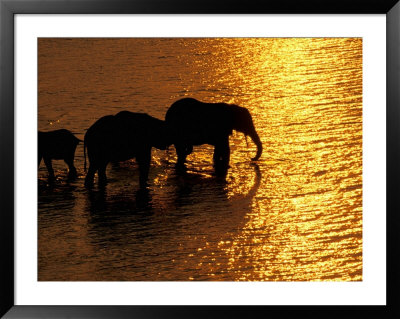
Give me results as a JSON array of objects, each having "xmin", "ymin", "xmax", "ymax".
[{"xmin": 84, "ymin": 138, "xmax": 87, "ymax": 172}]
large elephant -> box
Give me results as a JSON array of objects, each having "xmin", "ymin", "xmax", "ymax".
[
  {"xmin": 165, "ymin": 98, "xmax": 262, "ymax": 171},
  {"xmin": 38, "ymin": 129, "xmax": 81, "ymax": 180},
  {"xmin": 84, "ymin": 111, "xmax": 171, "ymax": 189}
]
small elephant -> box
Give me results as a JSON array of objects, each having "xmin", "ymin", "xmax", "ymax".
[
  {"xmin": 84, "ymin": 111, "xmax": 171, "ymax": 189},
  {"xmin": 38, "ymin": 129, "xmax": 81, "ymax": 180},
  {"xmin": 165, "ymin": 98, "xmax": 263, "ymax": 171}
]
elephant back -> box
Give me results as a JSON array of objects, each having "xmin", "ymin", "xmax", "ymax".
[
  {"xmin": 114, "ymin": 111, "xmax": 170, "ymax": 150},
  {"xmin": 165, "ymin": 98, "xmax": 233, "ymax": 144}
]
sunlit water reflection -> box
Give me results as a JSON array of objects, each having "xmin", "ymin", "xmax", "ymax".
[{"xmin": 38, "ymin": 38, "xmax": 362, "ymax": 281}]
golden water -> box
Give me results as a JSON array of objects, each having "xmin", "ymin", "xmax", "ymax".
[{"xmin": 38, "ymin": 38, "xmax": 362, "ymax": 281}]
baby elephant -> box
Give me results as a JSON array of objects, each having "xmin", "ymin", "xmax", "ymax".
[
  {"xmin": 84, "ymin": 111, "xmax": 171, "ymax": 189},
  {"xmin": 38, "ymin": 129, "xmax": 81, "ymax": 180}
]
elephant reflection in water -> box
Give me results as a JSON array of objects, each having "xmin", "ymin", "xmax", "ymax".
[
  {"xmin": 86, "ymin": 188, "xmax": 153, "ymax": 217},
  {"xmin": 84, "ymin": 111, "xmax": 172, "ymax": 189},
  {"xmin": 165, "ymin": 98, "xmax": 263, "ymax": 173}
]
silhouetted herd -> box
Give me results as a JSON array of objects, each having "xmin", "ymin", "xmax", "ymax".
[{"xmin": 38, "ymin": 98, "xmax": 263, "ymax": 188}]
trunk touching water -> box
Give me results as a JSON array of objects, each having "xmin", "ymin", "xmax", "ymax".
[
  {"xmin": 249, "ymin": 131, "xmax": 262, "ymax": 161},
  {"xmin": 231, "ymin": 104, "xmax": 262, "ymax": 161}
]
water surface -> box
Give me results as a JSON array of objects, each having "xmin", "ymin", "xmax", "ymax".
[{"xmin": 38, "ymin": 38, "xmax": 362, "ymax": 281}]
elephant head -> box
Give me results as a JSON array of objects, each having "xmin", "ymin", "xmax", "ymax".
[
  {"xmin": 148, "ymin": 118, "xmax": 174, "ymax": 151},
  {"xmin": 230, "ymin": 105, "xmax": 263, "ymax": 161}
]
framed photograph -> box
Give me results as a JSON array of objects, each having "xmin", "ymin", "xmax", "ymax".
[{"xmin": 1, "ymin": 0, "xmax": 399, "ymax": 318}]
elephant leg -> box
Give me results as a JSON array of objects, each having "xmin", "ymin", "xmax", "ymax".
[
  {"xmin": 175, "ymin": 144, "xmax": 188, "ymax": 167},
  {"xmin": 214, "ymin": 137, "xmax": 230, "ymax": 173},
  {"xmin": 220, "ymin": 140, "xmax": 230, "ymax": 169},
  {"xmin": 43, "ymin": 157, "xmax": 55, "ymax": 180},
  {"xmin": 185, "ymin": 145, "xmax": 193, "ymax": 155},
  {"xmin": 65, "ymin": 154, "xmax": 77, "ymax": 180},
  {"xmin": 98, "ymin": 163, "xmax": 108, "ymax": 187},
  {"xmin": 213, "ymin": 147, "xmax": 220, "ymax": 165},
  {"xmin": 137, "ymin": 149, "xmax": 151, "ymax": 189},
  {"xmin": 85, "ymin": 165, "xmax": 97, "ymax": 188}
]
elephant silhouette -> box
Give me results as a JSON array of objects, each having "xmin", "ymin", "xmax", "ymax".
[
  {"xmin": 165, "ymin": 98, "xmax": 263, "ymax": 173},
  {"xmin": 84, "ymin": 111, "xmax": 172, "ymax": 189},
  {"xmin": 38, "ymin": 129, "xmax": 81, "ymax": 180}
]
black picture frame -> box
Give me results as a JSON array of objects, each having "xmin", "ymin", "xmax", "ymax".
[{"xmin": 1, "ymin": 0, "xmax": 399, "ymax": 318}]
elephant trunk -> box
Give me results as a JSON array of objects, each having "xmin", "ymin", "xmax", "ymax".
[
  {"xmin": 232, "ymin": 105, "xmax": 263, "ymax": 161},
  {"xmin": 249, "ymin": 131, "xmax": 262, "ymax": 161}
]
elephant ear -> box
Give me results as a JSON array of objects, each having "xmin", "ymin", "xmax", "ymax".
[{"xmin": 231, "ymin": 105, "xmax": 251, "ymax": 134}]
